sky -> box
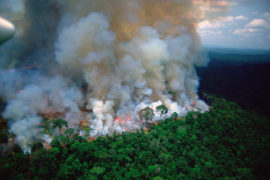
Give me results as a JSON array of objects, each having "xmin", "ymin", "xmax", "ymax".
[
  {"xmin": 0, "ymin": 0, "xmax": 270, "ymax": 50},
  {"xmin": 198, "ymin": 0, "xmax": 270, "ymax": 50}
]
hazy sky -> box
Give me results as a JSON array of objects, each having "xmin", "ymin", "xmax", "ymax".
[
  {"xmin": 198, "ymin": 0, "xmax": 270, "ymax": 50},
  {"xmin": 1, "ymin": 0, "xmax": 269, "ymax": 50}
]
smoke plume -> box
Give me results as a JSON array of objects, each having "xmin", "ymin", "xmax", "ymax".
[{"xmin": 0, "ymin": 0, "xmax": 229, "ymax": 153}]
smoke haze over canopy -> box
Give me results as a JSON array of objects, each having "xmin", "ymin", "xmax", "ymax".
[{"xmin": 0, "ymin": 0, "xmax": 229, "ymax": 153}]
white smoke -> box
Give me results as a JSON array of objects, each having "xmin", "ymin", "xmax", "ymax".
[
  {"xmin": 1, "ymin": 74, "xmax": 83, "ymax": 152},
  {"xmin": 55, "ymin": 11, "xmax": 209, "ymax": 137},
  {"xmin": 0, "ymin": 0, "xmax": 230, "ymax": 152}
]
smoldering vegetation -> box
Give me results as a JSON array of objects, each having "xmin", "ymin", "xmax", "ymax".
[{"xmin": 0, "ymin": 0, "xmax": 228, "ymax": 152}]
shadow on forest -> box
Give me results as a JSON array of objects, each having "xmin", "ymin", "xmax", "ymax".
[{"xmin": 198, "ymin": 48, "xmax": 270, "ymax": 117}]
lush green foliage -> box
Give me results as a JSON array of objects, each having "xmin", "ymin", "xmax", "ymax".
[
  {"xmin": 156, "ymin": 105, "xmax": 168, "ymax": 115},
  {"xmin": 0, "ymin": 96, "xmax": 270, "ymax": 179},
  {"xmin": 52, "ymin": 118, "xmax": 68, "ymax": 134}
]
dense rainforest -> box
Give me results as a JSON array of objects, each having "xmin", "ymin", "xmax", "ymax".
[
  {"xmin": 198, "ymin": 48, "xmax": 270, "ymax": 117},
  {"xmin": 0, "ymin": 95, "xmax": 270, "ymax": 179}
]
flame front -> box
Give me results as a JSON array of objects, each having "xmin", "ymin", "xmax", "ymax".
[{"xmin": 0, "ymin": 0, "xmax": 230, "ymax": 153}]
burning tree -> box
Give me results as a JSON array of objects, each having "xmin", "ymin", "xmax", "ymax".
[
  {"xmin": 139, "ymin": 107, "xmax": 154, "ymax": 121},
  {"xmin": 52, "ymin": 119, "xmax": 68, "ymax": 134}
]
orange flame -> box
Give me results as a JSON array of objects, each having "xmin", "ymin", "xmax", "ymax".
[
  {"xmin": 88, "ymin": 137, "xmax": 97, "ymax": 142},
  {"xmin": 114, "ymin": 115, "xmax": 131, "ymax": 123}
]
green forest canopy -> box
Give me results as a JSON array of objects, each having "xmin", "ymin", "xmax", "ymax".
[{"xmin": 0, "ymin": 95, "xmax": 270, "ymax": 179}]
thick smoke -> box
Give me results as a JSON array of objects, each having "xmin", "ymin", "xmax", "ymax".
[
  {"xmin": 0, "ymin": 0, "xmax": 229, "ymax": 153},
  {"xmin": 1, "ymin": 73, "xmax": 83, "ymax": 152}
]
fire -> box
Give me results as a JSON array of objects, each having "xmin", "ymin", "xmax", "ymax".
[
  {"xmin": 114, "ymin": 116, "xmax": 124, "ymax": 123},
  {"xmin": 0, "ymin": 0, "xmax": 214, "ymax": 152},
  {"xmin": 22, "ymin": 65, "xmax": 42, "ymax": 70},
  {"xmin": 114, "ymin": 115, "xmax": 131, "ymax": 124},
  {"xmin": 88, "ymin": 137, "xmax": 97, "ymax": 142}
]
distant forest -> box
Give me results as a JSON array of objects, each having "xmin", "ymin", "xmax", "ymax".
[{"xmin": 198, "ymin": 48, "xmax": 270, "ymax": 117}]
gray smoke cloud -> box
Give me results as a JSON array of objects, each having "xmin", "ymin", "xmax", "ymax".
[{"xmin": 0, "ymin": 0, "xmax": 229, "ymax": 153}]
